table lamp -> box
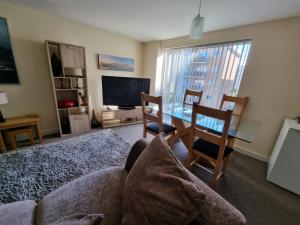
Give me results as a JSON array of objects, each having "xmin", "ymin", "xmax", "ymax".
[{"xmin": 0, "ymin": 92, "xmax": 8, "ymax": 122}]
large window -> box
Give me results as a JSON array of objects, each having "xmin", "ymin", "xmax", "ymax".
[{"xmin": 156, "ymin": 40, "xmax": 251, "ymax": 108}]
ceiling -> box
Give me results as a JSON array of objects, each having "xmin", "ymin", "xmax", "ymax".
[{"xmin": 2, "ymin": 0, "xmax": 300, "ymax": 42}]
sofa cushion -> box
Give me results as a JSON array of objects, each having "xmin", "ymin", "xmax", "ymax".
[
  {"xmin": 36, "ymin": 166, "xmax": 127, "ymax": 225},
  {"xmin": 191, "ymin": 176, "xmax": 247, "ymax": 225},
  {"xmin": 0, "ymin": 200, "xmax": 36, "ymax": 225},
  {"xmin": 125, "ymin": 139, "xmax": 148, "ymax": 172},
  {"xmin": 122, "ymin": 135, "xmax": 205, "ymax": 225},
  {"xmin": 172, "ymin": 141, "xmax": 247, "ymax": 225}
]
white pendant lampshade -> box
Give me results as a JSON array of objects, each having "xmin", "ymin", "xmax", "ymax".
[
  {"xmin": 190, "ymin": 0, "xmax": 205, "ymax": 39},
  {"xmin": 190, "ymin": 14, "xmax": 204, "ymax": 39}
]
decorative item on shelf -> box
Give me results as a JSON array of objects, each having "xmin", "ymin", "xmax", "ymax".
[
  {"xmin": 78, "ymin": 92, "xmax": 87, "ymax": 106},
  {"xmin": 51, "ymin": 53, "xmax": 62, "ymax": 77},
  {"xmin": 0, "ymin": 18, "xmax": 20, "ymax": 84},
  {"xmin": 98, "ymin": 54, "xmax": 134, "ymax": 72},
  {"xmin": 64, "ymin": 99, "xmax": 75, "ymax": 108},
  {"xmin": 72, "ymin": 78, "xmax": 84, "ymax": 89},
  {"xmin": 74, "ymin": 78, "xmax": 79, "ymax": 89},
  {"xmin": 60, "ymin": 78, "xmax": 64, "ymax": 89},
  {"xmin": 58, "ymin": 99, "xmax": 75, "ymax": 108},
  {"xmin": 190, "ymin": 0, "xmax": 205, "ymax": 39},
  {"xmin": 0, "ymin": 92, "xmax": 8, "ymax": 122},
  {"xmin": 60, "ymin": 111, "xmax": 70, "ymax": 134},
  {"xmin": 91, "ymin": 110, "xmax": 101, "ymax": 128},
  {"xmin": 64, "ymin": 67, "xmax": 83, "ymax": 77}
]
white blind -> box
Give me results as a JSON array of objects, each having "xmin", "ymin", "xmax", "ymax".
[{"xmin": 157, "ymin": 40, "xmax": 251, "ymax": 108}]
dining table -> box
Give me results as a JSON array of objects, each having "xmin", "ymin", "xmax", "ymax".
[{"xmin": 152, "ymin": 103, "xmax": 260, "ymax": 147}]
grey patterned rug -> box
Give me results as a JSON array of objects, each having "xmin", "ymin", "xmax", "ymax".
[{"xmin": 0, "ymin": 129, "xmax": 131, "ymax": 204}]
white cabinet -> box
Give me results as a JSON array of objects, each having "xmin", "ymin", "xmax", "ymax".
[
  {"xmin": 69, "ymin": 114, "xmax": 90, "ymax": 134},
  {"xmin": 267, "ymin": 118, "xmax": 300, "ymax": 194}
]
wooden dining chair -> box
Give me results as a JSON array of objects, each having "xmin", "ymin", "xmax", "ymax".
[
  {"xmin": 220, "ymin": 94, "xmax": 249, "ymax": 129},
  {"xmin": 187, "ymin": 103, "xmax": 233, "ymax": 189},
  {"xmin": 183, "ymin": 89, "xmax": 203, "ymax": 105},
  {"xmin": 219, "ymin": 94, "xmax": 249, "ymax": 147},
  {"xmin": 141, "ymin": 92, "xmax": 176, "ymax": 138}
]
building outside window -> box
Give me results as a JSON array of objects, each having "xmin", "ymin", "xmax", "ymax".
[{"xmin": 156, "ymin": 40, "xmax": 252, "ymax": 109}]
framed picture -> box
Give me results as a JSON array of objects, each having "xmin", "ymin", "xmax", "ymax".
[
  {"xmin": 0, "ymin": 17, "xmax": 19, "ymax": 84},
  {"xmin": 98, "ymin": 54, "xmax": 134, "ymax": 72}
]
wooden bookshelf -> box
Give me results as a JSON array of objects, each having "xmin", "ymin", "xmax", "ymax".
[{"xmin": 45, "ymin": 40, "xmax": 90, "ymax": 136}]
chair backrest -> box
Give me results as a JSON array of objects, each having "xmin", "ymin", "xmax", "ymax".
[
  {"xmin": 183, "ymin": 89, "xmax": 203, "ymax": 105},
  {"xmin": 220, "ymin": 94, "xmax": 249, "ymax": 129},
  {"xmin": 190, "ymin": 103, "xmax": 232, "ymax": 161},
  {"xmin": 140, "ymin": 92, "xmax": 163, "ymax": 132}
]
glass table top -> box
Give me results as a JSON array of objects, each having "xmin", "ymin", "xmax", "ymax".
[{"xmin": 152, "ymin": 104, "xmax": 260, "ymax": 143}]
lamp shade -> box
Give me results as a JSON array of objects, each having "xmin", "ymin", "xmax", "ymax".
[
  {"xmin": 0, "ymin": 92, "xmax": 8, "ymax": 105},
  {"xmin": 190, "ymin": 14, "xmax": 204, "ymax": 39}
]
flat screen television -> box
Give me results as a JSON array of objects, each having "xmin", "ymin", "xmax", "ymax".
[{"xmin": 102, "ymin": 76, "xmax": 150, "ymax": 109}]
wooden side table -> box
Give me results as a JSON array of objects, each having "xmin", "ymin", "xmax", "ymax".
[{"xmin": 0, "ymin": 115, "xmax": 43, "ymax": 153}]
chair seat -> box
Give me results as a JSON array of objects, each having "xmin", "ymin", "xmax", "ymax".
[
  {"xmin": 193, "ymin": 138, "xmax": 233, "ymax": 160},
  {"xmin": 146, "ymin": 122, "xmax": 176, "ymax": 135}
]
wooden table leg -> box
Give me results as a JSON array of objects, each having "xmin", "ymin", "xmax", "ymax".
[
  {"xmin": 36, "ymin": 121, "xmax": 43, "ymax": 143},
  {"xmin": 167, "ymin": 117, "xmax": 191, "ymax": 149},
  {"xmin": 0, "ymin": 131, "xmax": 7, "ymax": 154}
]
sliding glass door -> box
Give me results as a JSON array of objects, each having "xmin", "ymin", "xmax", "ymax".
[{"xmin": 157, "ymin": 40, "xmax": 251, "ymax": 108}]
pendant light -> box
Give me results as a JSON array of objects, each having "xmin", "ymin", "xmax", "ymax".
[{"xmin": 190, "ymin": 0, "xmax": 205, "ymax": 39}]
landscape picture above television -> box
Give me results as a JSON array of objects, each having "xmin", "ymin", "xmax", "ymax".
[
  {"xmin": 102, "ymin": 76, "xmax": 150, "ymax": 109},
  {"xmin": 0, "ymin": 17, "xmax": 19, "ymax": 84},
  {"xmin": 98, "ymin": 54, "xmax": 134, "ymax": 72}
]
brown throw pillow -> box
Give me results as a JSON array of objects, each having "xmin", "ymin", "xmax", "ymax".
[
  {"xmin": 49, "ymin": 213, "xmax": 103, "ymax": 225},
  {"xmin": 122, "ymin": 134, "xmax": 205, "ymax": 225}
]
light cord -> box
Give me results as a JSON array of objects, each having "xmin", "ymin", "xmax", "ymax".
[{"xmin": 198, "ymin": 0, "xmax": 202, "ymax": 15}]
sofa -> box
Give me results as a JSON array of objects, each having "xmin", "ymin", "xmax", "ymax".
[{"xmin": 0, "ymin": 139, "xmax": 246, "ymax": 225}]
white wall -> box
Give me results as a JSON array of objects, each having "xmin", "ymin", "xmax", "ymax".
[
  {"xmin": 0, "ymin": 2, "xmax": 144, "ymax": 134},
  {"xmin": 143, "ymin": 41, "xmax": 160, "ymax": 95},
  {"xmin": 144, "ymin": 17, "xmax": 300, "ymax": 160}
]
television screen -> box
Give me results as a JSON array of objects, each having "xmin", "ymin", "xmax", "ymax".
[{"xmin": 102, "ymin": 76, "xmax": 150, "ymax": 108}]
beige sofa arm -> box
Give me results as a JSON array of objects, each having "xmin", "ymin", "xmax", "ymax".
[{"xmin": 125, "ymin": 139, "xmax": 148, "ymax": 172}]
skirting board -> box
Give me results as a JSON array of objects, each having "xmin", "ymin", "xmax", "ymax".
[
  {"xmin": 43, "ymin": 128, "xmax": 59, "ymax": 136},
  {"xmin": 233, "ymin": 145, "xmax": 269, "ymax": 162}
]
